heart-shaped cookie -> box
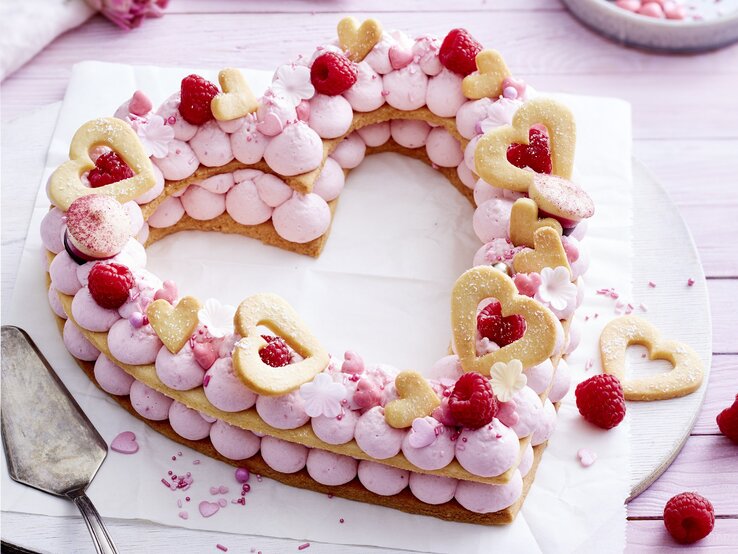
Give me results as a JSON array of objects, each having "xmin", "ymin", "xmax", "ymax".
[
  {"xmin": 451, "ymin": 266, "xmax": 558, "ymax": 373},
  {"xmin": 462, "ymin": 49, "xmax": 511, "ymax": 100},
  {"xmin": 211, "ymin": 68, "xmax": 259, "ymax": 122},
  {"xmin": 385, "ymin": 371, "xmax": 441, "ymax": 429},
  {"xmin": 147, "ymin": 296, "xmax": 202, "ymax": 354},
  {"xmin": 47, "ymin": 117, "xmax": 156, "ymax": 211},
  {"xmin": 337, "ymin": 16, "xmax": 383, "ymax": 62},
  {"xmin": 600, "ymin": 316, "xmax": 704, "ymax": 401},
  {"xmin": 512, "ymin": 227, "xmax": 570, "ymax": 277},
  {"xmin": 509, "ymin": 198, "xmax": 563, "ymax": 248},
  {"xmin": 474, "ymin": 98, "xmax": 576, "ymax": 192},
  {"xmin": 233, "ymin": 293, "xmax": 329, "ymax": 396}
]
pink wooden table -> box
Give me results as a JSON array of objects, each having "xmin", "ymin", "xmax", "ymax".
[{"xmin": 1, "ymin": 1, "xmax": 736, "ymax": 551}]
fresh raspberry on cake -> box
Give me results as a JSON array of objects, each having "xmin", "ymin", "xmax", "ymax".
[
  {"xmin": 179, "ymin": 74, "xmax": 219, "ymax": 125},
  {"xmin": 88, "ymin": 262, "xmax": 134, "ymax": 309},
  {"xmin": 716, "ymin": 394, "xmax": 738, "ymax": 444},
  {"xmin": 477, "ymin": 301, "xmax": 526, "ymax": 347},
  {"xmin": 259, "ymin": 335, "xmax": 292, "ymax": 367},
  {"xmin": 310, "ymin": 52, "xmax": 358, "ymax": 96},
  {"xmin": 575, "ymin": 374, "xmax": 626, "ymax": 429},
  {"xmin": 439, "ymin": 28, "xmax": 482, "ymax": 76},
  {"xmin": 87, "ymin": 151, "xmax": 134, "ymax": 188},
  {"xmin": 448, "ymin": 372, "xmax": 498, "ymax": 429},
  {"xmin": 663, "ymin": 492, "xmax": 715, "ymax": 544},
  {"xmin": 507, "ymin": 128, "xmax": 552, "ymax": 175}
]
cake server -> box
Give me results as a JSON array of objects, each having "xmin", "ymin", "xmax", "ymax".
[{"xmin": 1, "ymin": 325, "xmax": 118, "ymax": 554}]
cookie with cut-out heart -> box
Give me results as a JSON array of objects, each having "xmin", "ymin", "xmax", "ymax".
[
  {"xmin": 233, "ymin": 293, "xmax": 329, "ymax": 396},
  {"xmin": 474, "ymin": 98, "xmax": 576, "ymax": 192},
  {"xmin": 462, "ymin": 49, "xmax": 511, "ymax": 100},
  {"xmin": 47, "ymin": 117, "xmax": 156, "ymax": 211},
  {"xmin": 337, "ymin": 16, "xmax": 382, "ymax": 62},
  {"xmin": 451, "ymin": 266, "xmax": 558, "ymax": 373},
  {"xmin": 600, "ymin": 316, "xmax": 704, "ymax": 401},
  {"xmin": 509, "ymin": 197, "xmax": 563, "ymax": 248},
  {"xmin": 211, "ymin": 68, "xmax": 259, "ymax": 122},
  {"xmin": 147, "ymin": 296, "xmax": 202, "ymax": 354},
  {"xmin": 512, "ymin": 227, "xmax": 571, "ymax": 276},
  {"xmin": 385, "ymin": 371, "xmax": 441, "ymax": 429}
]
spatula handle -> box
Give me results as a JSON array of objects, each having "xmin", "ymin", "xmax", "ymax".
[{"xmin": 69, "ymin": 490, "xmax": 118, "ymax": 554}]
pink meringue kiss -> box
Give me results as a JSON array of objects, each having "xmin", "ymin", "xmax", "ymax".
[
  {"xmin": 263, "ymin": 121, "xmax": 323, "ymax": 176},
  {"xmin": 272, "ymin": 193, "xmax": 331, "ymax": 243},
  {"xmin": 65, "ymin": 195, "xmax": 130, "ymax": 259}
]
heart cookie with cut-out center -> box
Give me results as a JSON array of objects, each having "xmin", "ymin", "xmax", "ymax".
[
  {"xmin": 462, "ymin": 49, "xmax": 511, "ymax": 100},
  {"xmin": 337, "ymin": 16, "xmax": 383, "ymax": 62},
  {"xmin": 600, "ymin": 316, "xmax": 704, "ymax": 401},
  {"xmin": 147, "ymin": 296, "xmax": 202, "ymax": 354},
  {"xmin": 47, "ymin": 117, "xmax": 156, "ymax": 211},
  {"xmin": 451, "ymin": 266, "xmax": 558, "ymax": 373},
  {"xmin": 509, "ymin": 198, "xmax": 563, "ymax": 248},
  {"xmin": 385, "ymin": 371, "xmax": 441, "ymax": 429},
  {"xmin": 211, "ymin": 68, "xmax": 259, "ymax": 122},
  {"xmin": 233, "ymin": 293, "xmax": 330, "ymax": 396},
  {"xmin": 474, "ymin": 98, "xmax": 575, "ymax": 192},
  {"xmin": 513, "ymin": 226, "xmax": 570, "ymax": 276}
]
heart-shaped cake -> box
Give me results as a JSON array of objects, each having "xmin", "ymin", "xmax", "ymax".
[{"xmin": 41, "ymin": 18, "xmax": 595, "ymax": 525}]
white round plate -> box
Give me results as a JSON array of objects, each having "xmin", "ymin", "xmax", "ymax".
[{"xmin": 561, "ymin": 0, "xmax": 738, "ymax": 52}]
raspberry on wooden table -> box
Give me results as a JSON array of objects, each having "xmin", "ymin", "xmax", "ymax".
[
  {"xmin": 88, "ymin": 263, "xmax": 134, "ymax": 309},
  {"xmin": 448, "ymin": 372, "xmax": 498, "ymax": 429},
  {"xmin": 310, "ymin": 52, "xmax": 358, "ymax": 96},
  {"xmin": 716, "ymin": 393, "xmax": 738, "ymax": 444},
  {"xmin": 439, "ymin": 28, "xmax": 483, "ymax": 76},
  {"xmin": 87, "ymin": 151, "xmax": 134, "ymax": 188},
  {"xmin": 259, "ymin": 335, "xmax": 292, "ymax": 368},
  {"xmin": 663, "ymin": 492, "xmax": 715, "ymax": 544},
  {"xmin": 179, "ymin": 74, "xmax": 219, "ymax": 125},
  {"xmin": 575, "ymin": 374, "xmax": 626, "ymax": 429}
]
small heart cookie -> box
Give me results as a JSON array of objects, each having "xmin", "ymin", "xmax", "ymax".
[
  {"xmin": 48, "ymin": 117, "xmax": 156, "ymax": 211},
  {"xmin": 337, "ymin": 16, "xmax": 383, "ymax": 62},
  {"xmin": 233, "ymin": 293, "xmax": 329, "ymax": 396},
  {"xmin": 211, "ymin": 68, "xmax": 259, "ymax": 122},
  {"xmin": 474, "ymin": 98, "xmax": 576, "ymax": 192},
  {"xmin": 509, "ymin": 197, "xmax": 563, "ymax": 248},
  {"xmin": 451, "ymin": 266, "xmax": 558, "ymax": 373},
  {"xmin": 385, "ymin": 371, "xmax": 441, "ymax": 429},
  {"xmin": 462, "ymin": 49, "xmax": 511, "ymax": 100},
  {"xmin": 147, "ymin": 296, "xmax": 202, "ymax": 354},
  {"xmin": 513, "ymin": 227, "xmax": 571, "ymax": 277},
  {"xmin": 600, "ymin": 316, "xmax": 704, "ymax": 401}
]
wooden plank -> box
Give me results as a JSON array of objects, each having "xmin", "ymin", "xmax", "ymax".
[
  {"xmin": 708, "ymin": 279, "xmax": 738, "ymax": 354},
  {"xmin": 628, "ymin": 436, "xmax": 738, "ymax": 517},
  {"xmin": 634, "ymin": 140, "xmax": 738, "ymax": 278},
  {"xmin": 693, "ymin": 355, "xmax": 738, "ymax": 434},
  {"xmin": 626, "ymin": 519, "xmax": 738, "ymax": 552},
  {"xmin": 168, "ymin": 0, "xmax": 560, "ymax": 12}
]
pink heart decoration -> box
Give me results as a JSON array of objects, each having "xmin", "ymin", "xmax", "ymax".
[
  {"xmin": 408, "ymin": 417, "xmax": 438, "ymax": 448},
  {"xmin": 389, "ymin": 45, "xmax": 414, "ymax": 70},
  {"xmin": 501, "ymin": 76, "xmax": 527, "ymax": 100},
  {"xmin": 193, "ymin": 341, "xmax": 219, "ymax": 370},
  {"xmin": 296, "ymin": 100, "xmax": 311, "ymax": 121},
  {"xmin": 513, "ymin": 272, "xmax": 542, "ymax": 297},
  {"xmin": 256, "ymin": 112, "xmax": 284, "ymax": 136},
  {"xmin": 577, "ymin": 448, "xmax": 597, "ymax": 467},
  {"xmin": 198, "ymin": 501, "xmax": 220, "ymax": 518},
  {"xmin": 352, "ymin": 377, "xmax": 381, "ymax": 409},
  {"xmin": 496, "ymin": 400, "xmax": 520, "ymax": 427},
  {"xmin": 110, "ymin": 431, "xmax": 139, "ymax": 454},
  {"xmin": 129, "ymin": 90, "xmax": 153, "ymax": 117},
  {"xmin": 341, "ymin": 350, "xmax": 365, "ymax": 375},
  {"xmin": 154, "ymin": 280, "xmax": 178, "ymax": 303}
]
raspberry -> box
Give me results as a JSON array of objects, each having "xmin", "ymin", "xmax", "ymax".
[
  {"xmin": 259, "ymin": 335, "xmax": 292, "ymax": 367},
  {"xmin": 179, "ymin": 74, "xmax": 219, "ymax": 125},
  {"xmin": 310, "ymin": 52, "xmax": 358, "ymax": 96},
  {"xmin": 448, "ymin": 373, "xmax": 498, "ymax": 429},
  {"xmin": 87, "ymin": 262, "xmax": 134, "ymax": 309},
  {"xmin": 477, "ymin": 300, "xmax": 527, "ymax": 347},
  {"xmin": 87, "ymin": 152, "xmax": 134, "ymax": 188},
  {"xmin": 575, "ymin": 374, "xmax": 626, "ymax": 429},
  {"xmin": 663, "ymin": 492, "xmax": 715, "ymax": 544},
  {"xmin": 716, "ymin": 394, "xmax": 738, "ymax": 444},
  {"xmin": 439, "ymin": 28, "xmax": 483, "ymax": 76},
  {"xmin": 507, "ymin": 128, "xmax": 552, "ymax": 175}
]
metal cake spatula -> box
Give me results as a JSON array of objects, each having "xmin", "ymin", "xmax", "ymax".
[{"xmin": 1, "ymin": 325, "xmax": 118, "ymax": 554}]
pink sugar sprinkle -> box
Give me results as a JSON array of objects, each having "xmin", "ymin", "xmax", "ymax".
[
  {"xmin": 218, "ymin": 498, "xmax": 227, "ymax": 508},
  {"xmin": 193, "ymin": 459, "xmax": 201, "ymax": 465},
  {"xmin": 298, "ymin": 544, "xmax": 311, "ymax": 551},
  {"xmin": 639, "ymin": 303, "xmax": 648, "ymax": 312},
  {"xmin": 381, "ymin": 90, "xmax": 390, "ymax": 97},
  {"xmin": 495, "ymin": 433, "xmax": 502, "ymax": 439},
  {"xmin": 161, "ymin": 479, "xmax": 171, "ymax": 489},
  {"xmin": 177, "ymin": 499, "xmax": 182, "ymax": 508},
  {"xmin": 339, "ymin": 518, "xmax": 345, "ymax": 524},
  {"xmin": 219, "ymin": 485, "xmax": 229, "ymax": 494},
  {"xmin": 648, "ymin": 281, "xmax": 656, "ymax": 288},
  {"xmin": 178, "ymin": 511, "xmax": 189, "ymax": 520},
  {"xmin": 210, "ymin": 487, "xmax": 219, "ymax": 495},
  {"xmin": 203, "ymin": 374, "xmax": 211, "ymax": 387},
  {"xmin": 585, "ymin": 359, "xmax": 594, "ymax": 371},
  {"xmin": 687, "ymin": 278, "xmax": 695, "ymax": 287},
  {"xmin": 217, "ymin": 545, "xmax": 228, "ymax": 552}
]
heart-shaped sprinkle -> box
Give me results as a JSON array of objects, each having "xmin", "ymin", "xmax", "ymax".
[
  {"xmin": 388, "ymin": 45, "xmax": 414, "ymax": 70},
  {"xmin": 111, "ymin": 431, "xmax": 139, "ymax": 454},
  {"xmin": 509, "ymin": 197, "xmax": 563, "ymax": 248},
  {"xmin": 461, "ymin": 49, "xmax": 511, "ymax": 100},
  {"xmin": 512, "ymin": 227, "xmax": 571, "ymax": 277},
  {"xmin": 501, "ymin": 76, "xmax": 526, "ymax": 100},
  {"xmin": 408, "ymin": 416, "xmax": 439, "ymax": 448},
  {"xmin": 198, "ymin": 501, "xmax": 220, "ymax": 518},
  {"xmin": 154, "ymin": 280, "xmax": 178, "ymax": 303},
  {"xmin": 577, "ymin": 448, "xmax": 597, "ymax": 467},
  {"xmin": 384, "ymin": 371, "xmax": 441, "ymax": 429},
  {"xmin": 513, "ymin": 272, "xmax": 542, "ymax": 297},
  {"xmin": 193, "ymin": 341, "xmax": 218, "ymax": 370},
  {"xmin": 337, "ymin": 16, "xmax": 383, "ymax": 62},
  {"xmin": 341, "ymin": 350, "xmax": 364, "ymax": 374},
  {"xmin": 129, "ymin": 90, "xmax": 152, "ymax": 117},
  {"xmin": 147, "ymin": 296, "xmax": 202, "ymax": 354},
  {"xmin": 211, "ymin": 68, "xmax": 259, "ymax": 122}
]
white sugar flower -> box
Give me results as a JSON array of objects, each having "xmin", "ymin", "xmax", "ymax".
[
  {"xmin": 489, "ymin": 359, "xmax": 527, "ymax": 403},
  {"xmin": 535, "ymin": 265, "xmax": 577, "ymax": 312},
  {"xmin": 270, "ymin": 64, "xmax": 315, "ymax": 106},
  {"xmin": 197, "ymin": 298, "xmax": 236, "ymax": 339},
  {"xmin": 300, "ymin": 373, "xmax": 347, "ymax": 418},
  {"xmin": 132, "ymin": 114, "xmax": 174, "ymax": 158}
]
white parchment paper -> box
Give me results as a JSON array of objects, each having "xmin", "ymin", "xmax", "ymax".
[{"xmin": 1, "ymin": 61, "xmax": 632, "ymax": 553}]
